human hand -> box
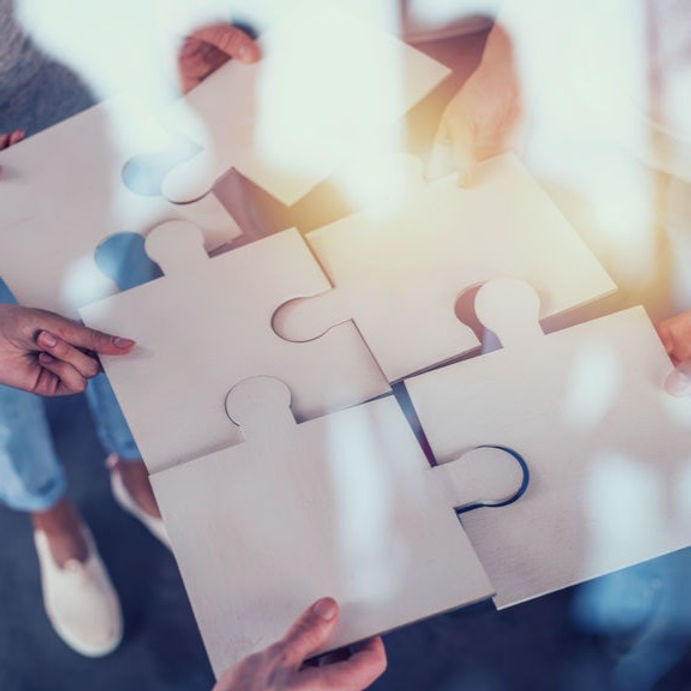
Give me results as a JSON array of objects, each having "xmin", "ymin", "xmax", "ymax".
[
  {"xmin": 213, "ymin": 598, "xmax": 387, "ymax": 691},
  {"xmin": 657, "ymin": 311, "xmax": 691, "ymax": 395},
  {"xmin": 0, "ymin": 304, "xmax": 134, "ymax": 396},
  {"xmin": 427, "ymin": 23, "xmax": 520, "ymax": 185},
  {"xmin": 0, "ymin": 130, "xmax": 25, "ymax": 150},
  {"xmin": 179, "ymin": 23, "xmax": 260, "ymax": 93},
  {"xmin": 0, "ymin": 129, "xmax": 25, "ymax": 177}
]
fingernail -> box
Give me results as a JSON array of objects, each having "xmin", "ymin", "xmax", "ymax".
[
  {"xmin": 113, "ymin": 337, "xmax": 134, "ymax": 349},
  {"xmin": 40, "ymin": 331, "xmax": 57, "ymax": 347},
  {"xmin": 312, "ymin": 599, "xmax": 337, "ymax": 622},
  {"xmin": 665, "ymin": 369, "xmax": 691, "ymax": 396},
  {"xmin": 425, "ymin": 144, "xmax": 449, "ymax": 181},
  {"xmin": 39, "ymin": 352, "xmax": 54, "ymax": 363},
  {"xmin": 238, "ymin": 43, "xmax": 252, "ymax": 62}
]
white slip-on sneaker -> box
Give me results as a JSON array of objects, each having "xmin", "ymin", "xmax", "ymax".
[
  {"xmin": 34, "ymin": 526, "xmax": 123, "ymax": 657},
  {"xmin": 106, "ymin": 454, "xmax": 172, "ymax": 551}
]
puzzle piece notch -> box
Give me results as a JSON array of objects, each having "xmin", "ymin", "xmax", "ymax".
[
  {"xmin": 436, "ymin": 445, "xmax": 530, "ymax": 514},
  {"xmin": 273, "ymin": 152, "xmax": 616, "ymax": 381},
  {"xmin": 474, "ymin": 277, "xmax": 545, "ymax": 350},
  {"xmin": 226, "ymin": 376, "xmax": 294, "ymax": 434},
  {"xmin": 94, "ymin": 232, "xmax": 163, "ymax": 291},
  {"xmin": 122, "ymin": 139, "xmax": 201, "ymax": 197},
  {"xmin": 272, "ymin": 290, "xmax": 352, "ymax": 343},
  {"xmin": 144, "ymin": 220, "xmax": 209, "ymax": 275}
]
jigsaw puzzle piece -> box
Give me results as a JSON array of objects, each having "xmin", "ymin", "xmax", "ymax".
[
  {"xmin": 273, "ymin": 152, "xmax": 616, "ymax": 382},
  {"xmin": 80, "ymin": 221, "xmax": 391, "ymax": 473},
  {"xmin": 0, "ymin": 95, "xmax": 239, "ymax": 317},
  {"xmin": 151, "ymin": 375, "xmax": 502, "ymax": 677},
  {"xmin": 405, "ymin": 277, "xmax": 691, "ymax": 609},
  {"xmin": 159, "ymin": 0, "xmax": 450, "ymax": 206}
]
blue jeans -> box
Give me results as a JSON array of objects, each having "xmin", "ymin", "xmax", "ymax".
[
  {"xmin": 0, "ymin": 278, "xmax": 142, "ymax": 512},
  {"xmin": 0, "ymin": 48, "xmax": 158, "ymax": 512}
]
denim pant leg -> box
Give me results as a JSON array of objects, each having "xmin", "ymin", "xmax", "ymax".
[
  {"xmin": 0, "ymin": 279, "xmax": 65, "ymax": 511},
  {"xmin": 0, "ymin": 387, "xmax": 66, "ymax": 512},
  {"xmin": 84, "ymin": 233, "xmax": 158, "ymax": 463},
  {"xmin": 84, "ymin": 374, "xmax": 141, "ymax": 461}
]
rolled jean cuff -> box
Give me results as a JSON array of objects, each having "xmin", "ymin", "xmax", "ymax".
[
  {"xmin": 0, "ymin": 467, "xmax": 66, "ymax": 513},
  {"xmin": 84, "ymin": 373, "xmax": 141, "ymax": 461}
]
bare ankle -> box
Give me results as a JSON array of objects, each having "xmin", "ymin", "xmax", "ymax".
[
  {"xmin": 32, "ymin": 498, "xmax": 89, "ymax": 566},
  {"xmin": 32, "ymin": 497, "xmax": 81, "ymax": 533},
  {"xmin": 112, "ymin": 457, "xmax": 161, "ymax": 519}
]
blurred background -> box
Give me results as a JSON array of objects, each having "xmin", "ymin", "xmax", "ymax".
[{"xmin": 3, "ymin": 2, "xmax": 691, "ymax": 689}]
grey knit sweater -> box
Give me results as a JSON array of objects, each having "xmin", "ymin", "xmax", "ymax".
[{"xmin": 0, "ymin": 0, "xmax": 43, "ymax": 99}]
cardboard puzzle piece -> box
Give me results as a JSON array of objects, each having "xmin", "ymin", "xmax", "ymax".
[
  {"xmin": 405, "ymin": 277, "xmax": 691, "ymax": 609},
  {"xmin": 80, "ymin": 221, "xmax": 391, "ymax": 473},
  {"xmin": 272, "ymin": 153, "xmax": 617, "ymax": 382},
  {"xmin": 158, "ymin": 0, "xmax": 451, "ymax": 206},
  {"xmin": 151, "ymin": 376, "xmax": 530, "ymax": 676},
  {"xmin": 0, "ymin": 95, "xmax": 239, "ymax": 317}
]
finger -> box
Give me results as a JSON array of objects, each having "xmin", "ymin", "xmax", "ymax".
[
  {"xmin": 448, "ymin": 115, "xmax": 477, "ymax": 186},
  {"xmin": 30, "ymin": 310, "xmax": 134, "ymax": 355},
  {"xmin": 9, "ymin": 129, "xmax": 25, "ymax": 146},
  {"xmin": 426, "ymin": 114, "xmax": 455, "ymax": 180},
  {"xmin": 279, "ymin": 598, "xmax": 339, "ymax": 666},
  {"xmin": 298, "ymin": 637, "xmax": 387, "ymax": 690},
  {"xmin": 30, "ymin": 361, "xmax": 64, "ymax": 396},
  {"xmin": 656, "ymin": 312, "xmax": 691, "ymax": 360},
  {"xmin": 665, "ymin": 361, "xmax": 691, "ymax": 397},
  {"xmin": 666, "ymin": 334, "xmax": 691, "ymax": 363},
  {"xmin": 179, "ymin": 69, "xmax": 198, "ymax": 95},
  {"xmin": 0, "ymin": 133, "xmax": 9, "ymax": 150},
  {"xmin": 656, "ymin": 321, "xmax": 675, "ymax": 354},
  {"xmin": 476, "ymin": 96, "xmax": 521, "ymax": 161},
  {"xmin": 310, "ymin": 647, "xmax": 350, "ymax": 667},
  {"xmin": 36, "ymin": 331, "xmax": 101, "ymax": 378},
  {"xmin": 189, "ymin": 24, "xmax": 260, "ymax": 63},
  {"xmin": 36, "ymin": 353, "xmax": 88, "ymax": 395}
]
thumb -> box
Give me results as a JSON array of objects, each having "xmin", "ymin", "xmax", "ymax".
[
  {"xmin": 665, "ymin": 361, "xmax": 691, "ymax": 397},
  {"xmin": 426, "ymin": 112, "xmax": 476, "ymax": 185},
  {"xmin": 279, "ymin": 598, "xmax": 339, "ymax": 666}
]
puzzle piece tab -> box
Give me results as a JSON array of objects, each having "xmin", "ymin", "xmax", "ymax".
[
  {"xmin": 273, "ymin": 153, "xmax": 616, "ymax": 381},
  {"xmin": 0, "ymin": 96, "xmax": 239, "ymax": 317},
  {"xmin": 406, "ymin": 277, "xmax": 691, "ymax": 609},
  {"xmin": 79, "ymin": 221, "xmax": 391, "ymax": 473},
  {"xmin": 159, "ymin": 0, "xmax": 451, "ymax": 205},
  {"xmin": 151, "ymin": 376, "xmax": 525, "ymax": 676}
]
